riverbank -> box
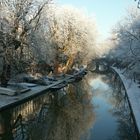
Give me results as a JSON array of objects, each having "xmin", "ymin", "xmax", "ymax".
[
  {"xmin": 111, "ymin": 67, "xmax": 140, "ymax": 138},
  {"xmin": 0, "ymin": 68, "xmax": 87, "ymax": 111}
]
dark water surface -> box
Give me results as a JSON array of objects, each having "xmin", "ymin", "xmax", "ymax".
[{"xmin": 0, "ymin": 72, "xmax": 138, "ymax": 140}]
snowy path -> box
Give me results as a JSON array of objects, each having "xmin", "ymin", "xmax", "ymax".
[{"xmin": 111, "ymin": 67, "xmax": 140, "ymax": 136}]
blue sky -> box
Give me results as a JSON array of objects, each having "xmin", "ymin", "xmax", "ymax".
[{"xmin": 56, "ymin": 0, "xmax": 137, "ymax": 40}]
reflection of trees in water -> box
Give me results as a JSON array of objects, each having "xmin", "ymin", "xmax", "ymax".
[
  {"xmin": 89, "ymin": 72, "xmax": 139, "ymax": 140},
  {"xmin": 29, "ymin": 80, "xmax": 95, "ymax": 140},
  {"xmin": 0, "ymin": 93, "xmax": 52, "ymax": 140},
  {"xmin": 0, "ymin": 110, "xmax": 14, "ymax": 140},
  {"xmin": 110, "ymin": 99, "xmax": 138, "ymax": 140},
  {"xmin": 29, "ymin": 72, "xmax": 138, "ymax": 140},
  {"xmin": 0, "ymin": 79, "xmax": 95, "ymax": 140},
  {"xmin": 1, "ymin": 73, "xmax": 138, "ymax": 140},
  {"xmin": 107, "ymin": 76, "xmax": 139, "ymax": 140}
]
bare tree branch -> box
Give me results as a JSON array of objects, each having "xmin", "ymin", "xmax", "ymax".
[
  {"xmin": 125, "ymin": 29, "xmax": 139, "ymax": 40},
  {"xmin": 129, "ymin": 39, "xmax": 138, "ymax": 56}
]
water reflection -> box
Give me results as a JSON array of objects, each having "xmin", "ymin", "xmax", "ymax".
[
  {"xmin": 0, "ymin": 111, "xmax": 13, "ymax": 140},
  {"xmin": 34, "ymin": 80, "xmax": 95, "ymax": 140},
  {"xmin": 0, "ymin": 72, "xmax": 139, "ymax": 140},
  {"xmin": 88, "ymin": 73, "xmax": 138, "ymax": 140}
]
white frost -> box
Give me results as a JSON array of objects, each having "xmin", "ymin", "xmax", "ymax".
[{"xmin": 112, "ymin": 67, "xmax": 140, "ymax": 134}]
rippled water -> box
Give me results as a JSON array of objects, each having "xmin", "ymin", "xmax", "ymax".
[{"xmin": 0, "ymin": 72, "xmax": 139, "ymax": 140}]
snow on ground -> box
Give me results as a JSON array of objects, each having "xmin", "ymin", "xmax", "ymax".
[{"xmin": 112, "ymin": 67, "xmax": 140, "ymax": 135}]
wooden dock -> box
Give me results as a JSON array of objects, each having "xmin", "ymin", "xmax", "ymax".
[{"xmin": 0, "ymin": 68, "xmax": 87, "ymax": 111}]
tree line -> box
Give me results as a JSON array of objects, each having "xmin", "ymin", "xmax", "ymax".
[
  {"xmin": 0, "ymin": 0, "xmax": 98, "ymax": 86},
  {"xmin": 106, "ymin": 7, "xmax": 140, "ymax": 81}
]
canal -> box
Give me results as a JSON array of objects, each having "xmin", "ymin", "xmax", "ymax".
[{"xmin": 0, "ymin": 72, "xmax": 139, "ymax": 140}]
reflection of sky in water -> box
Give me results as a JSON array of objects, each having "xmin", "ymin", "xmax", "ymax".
[
  {"xmin": 90, "ymin": 77, "xmax": 109, "ymax": 91},
  {"xmin": 81, "ymin": 74, "xmax": 138, "ymax": 140},
  {"xmin": 0, "ymin": 74, "xmax": 137, "ymax": 140},
  {"xmin": 88, "ymin": 76, "xmax": 118, "ymax": 140}
]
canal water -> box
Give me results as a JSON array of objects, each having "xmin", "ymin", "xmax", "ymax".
[
  {"xmin": 0, "ymin": 72, "xmax": 139, "ymax": 140},
  {"xmin": 84, "ymin": 73, "xmax": 138, "ymax": 140}
]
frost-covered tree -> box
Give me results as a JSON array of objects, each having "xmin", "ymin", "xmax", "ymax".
[
  {"xmin": 38, "ymin": 5, "xmax": 98, "ymax": 73},
  {"xmin": 0, "ymin": 0, "xmax": 52, "ymax": 85},
  {"xmin": 135, "ymin": 0, "xmax": 140, "ymax": 8},
  {"xmin": 107, "ymin": 7, "xmax": 140, "ymax": 80}
]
